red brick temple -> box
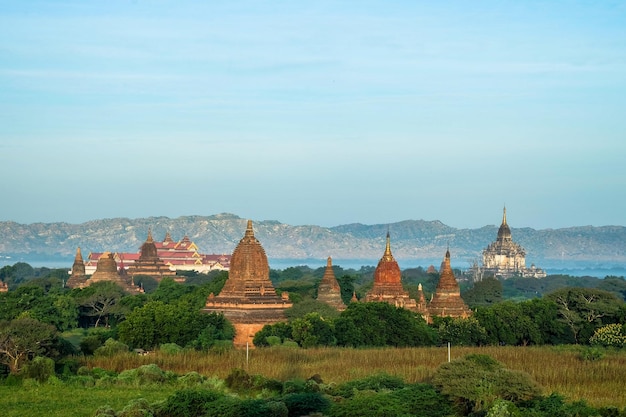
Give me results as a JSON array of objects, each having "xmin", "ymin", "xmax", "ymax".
[{"xmin": 203, "ymin": 220, "xmax": 292, "ymax": 347}]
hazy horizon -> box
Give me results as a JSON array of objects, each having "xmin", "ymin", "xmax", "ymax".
[{"xmin": 2, "ymin": 1, "xmax": 625, "ymax": 230}]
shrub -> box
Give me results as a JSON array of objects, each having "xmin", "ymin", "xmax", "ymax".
[
  {"xmin": 432, "ymin": 354, "xmax": 541, "ymax": 414},
  {"xmin": 159, "ymin": 343, "xmax": 183, "ymax": 355},
  {"xmin": 391, "ymin": 383, "xmax": 454, "ymax": 417},
  {"xmin": 94, "ymin": 338, "xmax": 129, "ymax": 357},
  {"xmin": 177, "ymin": 372, "xmax": 205, "ymax": 388},
  {"xmin": 156, "ymin": 389, "xmax": 223, "ymax": 417},
  {"xmin": 579, "ymin": 346, "xmax": 605, "ymax": 362},
  {"xmin": 281, "ymin": 392, "xmax": 330, "ymax": 417},
  {"xmin": 118, "ymin": 398, "xmax": 154, "ymax": 417},
  {"xmin": 329, "ymin": 391, "xmax": 410, "ymax": 417},
  {"xmin": 589, "ymin": 324, "xmax": 626, "ymax": 348},
  {"xmin": 80, "ymin": 335, "xmax": 104, "ymax": 355},
  {"xmin": 332, "ymin": 373, "xmax": 405, "ymax": 398},
  {"xmin": 23, "ymin": 356, "xmax": 55, "ymax": 383},
  {"xmin": 224, "ymin": 368, "xmax": 253, "ymax": 391}
]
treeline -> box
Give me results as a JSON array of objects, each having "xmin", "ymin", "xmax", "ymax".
[{"xmin": 0, "ymin": 262, "xmax": 625, "ymax": 376}]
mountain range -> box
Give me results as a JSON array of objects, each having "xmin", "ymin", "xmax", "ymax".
[{"xmin": 1, "ymin": 213, "xmax": 625, "ymax": 270}]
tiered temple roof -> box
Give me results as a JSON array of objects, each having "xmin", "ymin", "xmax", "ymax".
[
  {"xmin": 203, "ymin": 220, "xmax": 292, "ymax": 347},
  {"xmin": 316, "ymin": 257, "xmax": 347, "ymax": 311},
  {"xmin": 365, "ymin": 232, "xmax": 417, "ymax": 310},
  {"xmin": 126, "ymin": 230, "xmax": 178, "ymax": 282},
  {"xmin": 428, "ymin": 249, "xmax": 472, "ymax": 319},
  {"xmin": 66, "ymin": 247, "xmax": 88, "ymax": 288}
]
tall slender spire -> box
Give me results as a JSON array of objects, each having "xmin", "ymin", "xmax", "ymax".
[
  {"xmin": 384, "ymin": 231, "xmax": 392, "ymax": 258},
  {"xmin": 502, "ymin": 206, "xmax": 507, "ymax": 226},
  {"xmin": 147, "ymin": 228, "xmax": 154, "ymax": 243}
]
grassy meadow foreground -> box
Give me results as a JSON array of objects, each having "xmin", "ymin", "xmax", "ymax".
[
  {"xmin": 1, "ymin": 345, "xmax": 625, "ymax": 416},
  {"xmin": 86, "ymin": 345, "xmax": 626, "ymax": 408}
]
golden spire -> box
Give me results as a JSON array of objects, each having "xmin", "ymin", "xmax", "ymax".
[
  {"xmin": 384, "ymin": 231, "xmax": 392, "ymax": 256},
  {"xmin": 147, "ymin": 228, "xmax": 154, "ymax": 242},
  {"xmin": 502, "ymin": 206, "xmax": 507, "ymax": 226}
]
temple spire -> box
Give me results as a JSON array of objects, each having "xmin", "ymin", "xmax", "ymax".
[
  {"xmin": 147, "ymin": 228, "xmax": 154, "ymax": 243},
  {"xmin": 384, "ymin": 231, "xmax": 392, "ymax": 257},
  {"xmin": 502, "ymin": 206, "xmax": 507, "ymax": 226},
  {"xmin": 245, "ymin": 220, "xmax": 254, "ymax": 237},
  {"xmin": 75, "ymin": 247, "xmax": 83, "ymax": 261},
  {"xmin": 327, "ymin": 256, "xmax": 332, "ymax": 267}
]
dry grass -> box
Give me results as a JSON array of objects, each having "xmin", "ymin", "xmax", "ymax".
[{"xmin": 87, "ymin": 345, "xmax": 626, "ymax": 408}]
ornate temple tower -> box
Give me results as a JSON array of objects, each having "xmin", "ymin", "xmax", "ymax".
[
  {"xmin": 428, "ymin": 249, "xmax": 472, "ymax": 319},
  {"xmin": 316, "ymin": 257, "xmax": 347, "ymax": 311},
  {"xmin": 127, "ymin": 229, "xmax": 177, "ymax": 282},
  {"xmin": 481, "ymin": 207, "xmax": 545, "ymax": 278},
  {"xmin": 365, "ymin": 232, "xmax": 417, "ymax": 310},
  {"xmin": 203, "ymin": 220, "xmax": 292, "ymax": 347},
  {"xmin": 66, "ymin": 247, "xmax": 88, "ymax": 288}
]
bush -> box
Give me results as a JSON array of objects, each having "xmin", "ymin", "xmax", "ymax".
[
  {"xmin": 224, "ymin": 368, "xmax": 253, "ymax": 391},
  {"xmin": 156, "ymin": 389, "xmax": 223, "ymax": 417},
  {"xmin": 159, "ymin": 343, "xmax": 183, "ymax": 355},
  {"xmin": 118, "ymin": 398, "xmax": 154, "ymax": 417},
  {"xmin": 94, "ymin": 338, "xmax": 129, "ymax": 357},
  {"xmin": 281, "ymin": 392, "xmax": 330, "ymax": 417},
  {"xmin": 332, "ymin": 373, "xmax": 405, "ymax": 398},
  {"xmin": 118, "ymin": 364, "xmax": 170, "ymax": 386},
  {"xmin": 579, "ymin": 346, "xmax": 605, "ymax": 362},
  {"xmin": 589, "ymin": 324, "xmax": 626, "ymax": 348},
  {"xmin": 177, "ymin": 372, "xmax": 205, "ymax": 388},
  {"xmin": 329, "ymin": 391, "xmax": 410, "ymax": 417},
  {"xmin": 23, "ymin": 356, "xmax": 55, "ymax": 383},
  {"xmin": 80, "ymin": 335, "xmax": 103, "ymax": 355}
]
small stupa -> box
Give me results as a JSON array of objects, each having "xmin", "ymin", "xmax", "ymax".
[
  {"xmin": 203, "ymin": 220, "xmax": 292, "ymax": 347},
  {"xmin": 66, "ymin": 247, "xmax": 88, "ymax": 288},
  {"xmin": 428, "ymin": 249, "xmax": 472, "ymax": 319},
  {"xmin": 365, "ymin": 232, "xmax": 417, "ymax": 310},
  {"xmin": 316, "ymin": 257, "xmax": 347, "ymax": 311}
]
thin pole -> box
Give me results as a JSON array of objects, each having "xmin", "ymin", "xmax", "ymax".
[
  {"xmin": 448, "ymin": 342, "xmax": 451, "ymax": 363},
  {"xmin": 246, "ymin": 342, "xmax": 249, "ymax": 370}
]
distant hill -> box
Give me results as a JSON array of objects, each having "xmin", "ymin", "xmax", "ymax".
[{"xmin": 1, "ymin": 213, "xmax": 625, "ymax": 268}]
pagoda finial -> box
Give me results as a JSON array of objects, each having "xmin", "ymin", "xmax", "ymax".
[
  {"xmin": 245, "ymin": 220, "xmax": 254, "ymax": 237},
  {"xmin": 75, "ymin": 247, "xmax": 83, "ymax": 261},
  {"xmin": 147, "ymin": 228, "xmax": 154, "ymax": 242},
  {"xmin": 502, "ymin": 205, "xmax": 507, "ymax": 226},
  {"xmin": 384, "ymin": 231, "xmax": 392, "ymax": 256},
  {"xmin": 327, "ymin": 256, "xmax": 332, "ymax": 267}
]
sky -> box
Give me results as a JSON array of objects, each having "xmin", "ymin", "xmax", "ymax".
[{"xmin": 1, "ymin": 0, "xmax": 625, "ymax": 230}]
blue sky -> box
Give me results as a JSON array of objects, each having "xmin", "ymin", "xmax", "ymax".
[{"xmin": 1, "ymin": 1, "xmax": 625, "ymax": 229}]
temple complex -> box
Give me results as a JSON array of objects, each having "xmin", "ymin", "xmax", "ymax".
[
  {"xmin": 481, "ymin": 207, "xmax": 546, "ymax": 279},
  {"xmin": 85, "ymin": 233, "xmax": 230, "ymax": 275},
  {"xmin": 428, "ymin": 249, "xmax": 472, "ymax": 320},
  {"xmin": 365, "ymin": 232, "xmax": 417, "ymax": 310},
  {"xmin": 126, "ymin": 230, "xmax": 178, "ymax": 283},
  {"xmin": 66, "ymin": 247, "xmax": 88, "ymax": 288},
  {"xmin": 203, "ymin": 220, "xmax": 292, "ymax": 347},
  {"xmin": 316, "ymin": 257, "xmax": 347, "ymax": 311},
  {"xmin": 82, "ymin": 252, "xmax": 143, "ymax": 293}
]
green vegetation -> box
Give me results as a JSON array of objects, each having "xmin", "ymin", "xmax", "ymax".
[{"xmin": 1, "ymin": 262, "xmax": 626, "ymax": 415}]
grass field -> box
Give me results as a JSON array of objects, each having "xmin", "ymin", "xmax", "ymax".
[
  {"xmin": 1, "ymin": 345, "xmax": 624, "ymax": 416},
  {"xmin": 87, "ymin": 345, "xmax": 626, "ymax": 408},
  {"xmin": 0, "ymin": 383, "xmax": 179, "ymax": 417}
]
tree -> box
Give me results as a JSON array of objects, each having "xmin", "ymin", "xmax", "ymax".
[
  {"xmin": 462, "ymin": 277, "xmax": 503, "ymax": 308},
  {"xmin": 434, "ymin": 316, "xmax": 487, "ymax": 346},
  {"xmin": 0, "ymin": 318, "xmax": 58, "ymax": 374},
  {"xmin": 76, "ymin": 282, "xmax": 127, "ymax": 327},
  {"xmin": 474, "ymin": 301, "xmax": 541, "ymax": 346},
  {"xmin": 546, "ymin": 287, "xmax": 623, "ymax": 343},
  {"xmin": 291, "ymin": 312, "xmax": 336, "ymax": 348},
  {"xmin": 334, "ymin": 302, "xmax": 436, "ymax": 347}
]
